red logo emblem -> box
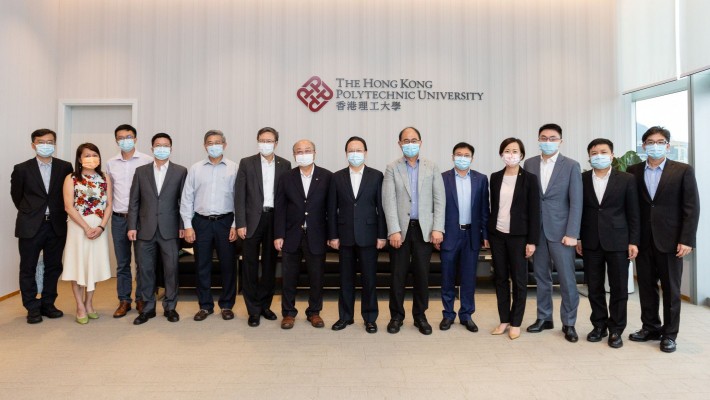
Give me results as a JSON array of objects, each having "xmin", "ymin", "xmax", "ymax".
[{"xmin": 297, "ymin": 76, "xmax": 333, "ymax": 112}]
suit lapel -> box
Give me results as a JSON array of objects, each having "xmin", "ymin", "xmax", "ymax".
[
  {"xmin": 632, "ymin": 164, "xmax": 652, "ymax": 202},
  {"xmin": 469, "ymin": 171, "xmax": 477, "ymax": 211},
  {"xmin": 30, "ymin": 160, "xmax": 47, "ymax": 194},
  {"xmin": 527, "ymin": 157, "xmax": 543, "ymax": 194},
  {"xmin": 546, "ymin": 155, "xmax": 564, "ymax": 193},
  {"xmin": 654, "ymin": 160, "xmax": 674, "ymax": 199},
  {"xmin": 599, "ymin": 169, "xmax": 618, "ymax": 206},
  {"xmin": 47, "ymin": 159, "xmax": 64, "ymax": 195},
  {"xmin": 397, "ymin": 159, "xmax": 412, "ymax": 197},
  {"xmin": 447, "ymin": 170, "xmax": 459, "ymax": 210},
  {"xmin": 254, "ymin": 155, "xmax": 264, "ymax": 197},
  {"xmin": 274, "ymin": 157, "xmax": 286, "ymax": 194},
  {"xmin": 353, "ymin": 167, "xmax": 365, "ymax": 201},
  {"xmin": 306, "ymin": 166, "xmax": 321, "ymax": 198}
]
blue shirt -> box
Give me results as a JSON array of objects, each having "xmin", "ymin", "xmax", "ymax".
[
  {"xmin": 406, "ymin": 158, "xmax": 419, "ymax": 219},
  {"xmin": 644, "ymin": 158, "xmax": 666, "ymax": 200},
  {"xmin": 455, "ymin": 170, "xmax": 472, "ymax": 225},
  {"xmin": 180, "ymin": 158, "xmax": 238, "ymax": 229}
]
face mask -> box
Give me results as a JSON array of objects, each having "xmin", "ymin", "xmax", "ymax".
[
  {"xmin": 207, "ymin": 144, "xmax": 224, "ymax": 158},
  {"xmin": 153, "ymin": 147, "xmax": 171, "ymax": 161},
  {"xmin": 502, "ymin": 153, "xmax": 521, "ymax": 167},
  {"xmin": 82, "ymin": 156, "xmax": 100, "ymax": 169},
  {"xmin": 35, "ymin": 144, "xmax": 55, "ymax": 158},
  {"xmin": 646, "ymin": 144, "xmax": 667, "ymax": 160},
  {"xmin": 539, "ymin": 141, "xmax": 559, "ymax": 156},
  {"xmin": 453, "ymin": 156, "xmax": 471, "ymax": 171},
  {"xmin": 347, "ymin": 152, "xmax": 365, "ymax": 167},
  {"xmin": 118, "ymin": 138, "xmax": 135, "ymax": 152},
  {"xmin": 402, "ymin": 143, "xmax": 420, "ymax": 158},
  {"xmin": 590, "ymin": 154, "xmax": 612, "ymax": 169},
  {"xmin": 295, "ymin": 153, "xmax": 314, "ymax": 167},
  {"xmin": 258, "ymin": 142, "xmax": 275, "ymax": 156}
]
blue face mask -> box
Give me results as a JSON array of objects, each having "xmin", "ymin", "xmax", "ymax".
[
  {"xmin": 153, "ymin": 147, "xmax": 171, "ymax": 161},
  {"xmin": 645, "ymin": 144, "xmax": 667, "ymax": 160},
  {"xmin": 347, "ymin": 152, "xmax": 365, "ymax": 167},
  {"xmin": 454, "ymin": 156, "xmax": 471, "ymax": 171},
  {"xmin": 539, "ymin": 141, "xmax": 559, "ymax": 156},
  {"xmin": 35, "ymin": 143, "xmax": 55, "ymax": 158},
  {"xmin": 207, "ymin": 144, "xmax": 224, "ymax": 158},
  {"xmin": 118, "ymin": 138, "xmax": 135, "ymax": 152},
  {"xmin": 590, "ymin": 154, "xmax": 612, "ymax": 169},
  {"xmin": 402, "ymin": 143, "xmax": 420, "ymax": 158}
]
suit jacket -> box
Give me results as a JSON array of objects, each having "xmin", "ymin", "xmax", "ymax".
[
  {"xmin": 523, "ymin": 154, "xmax": 583, "ymax": 242},
  {"xmin": 440, "ymin": 168, "xmax": 490, "ymax": 251},
  {"xmin": 327, "ymin": 165, "xmax": 387, "ymax": 247},
  {"xmin": 580, "ymin": 169, "xmax": 640, "ymax": 252},
  {"xmin": 127, "ymin": 162, "xmax": 188, "ymax": 241},
  {"xmin": 488, "ymin": 167, "xmax": 541, "ymax": 244},
  {"xmin": 627, "ymin": 159, "xmax": 700, "ymax": 252},
  {"xmin": 11, "ymin": 157, "xmax": 73, "ymax": 238},
  {"xmin": 234, "ymin": 153, "xmax": 291, "ymax": 237},
  {"xmin": 274, "ymin": 165, "xmax": 333, "ymax": 255},
  {"xmin": 382, "ymin": 157, "xmax": 445, "ymax": 242}
]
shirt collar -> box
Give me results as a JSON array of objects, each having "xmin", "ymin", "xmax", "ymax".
[
  {"xmin": 541, "ymin": 152, "xmax": 559, "ymax": 163},
  {"xmin": 300, "ymin": 165, "xmax": 315, "ymax": 178},
  {"xmin": 592, "ymin": 167, "xmax": 612, "ymax": 180},
  {"xmin": 454, "ymin": 168, "xmax": 471, "ymax": 178},
  {"xmin": 404, "ymin": 157, "xmax": 420, "ymax": 167},
  {"xmin": 112, "ymin": 150, "xmax": 146, "ymax": 162},
  {"xmin": 349, "ymin": 167, "xmax": 364, "ymax": 175},
  {"xmin": 645, "ymin": 158, "xmax": 667, "ymax": 170},
  {"xmin": 203, "ymin": 158, "xmax": 226, "ymax": 166},
  {"xmin": 36, "ymin": 157, "xmax": 52, "ymax": 167},
  {"xmin": 261, "ymin": 154, "xmax": 274, "ymax": 164},
  {"xmin": 154, "ymin": 160, "xmax": 169, "ymax": 171}
]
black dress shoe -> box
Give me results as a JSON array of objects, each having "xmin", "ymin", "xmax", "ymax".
[
  {"xmin": 439, "ymin": 318, "xmax": 454, "ymax": 331},
  {"xmin": 40, "ymin": 305, "xmax": 64, "ymax": 319},
  {"xmin": 414, "ymin": 318, "xmax": 433, "ymax": 335},
  {"xmin": 608, "ymin": 332, "xmax": 623, "ymax": 348},
  {"xmin": 527, "ymin": 319, "xmax": 554, "ymax": 333},
  {"xmin": 133, "ymin": 311, "xmax": 157, "ymax": 325},
  {"xmin": 586, "ymin": 327, "xmax": 608, "ymax": 342},
  {"xmin": 194, "ymin": 309, "xmax": 214, "ymax": 321},
  {"xmin": 461, "ymin": 319, "xmax": 479, "ymax": 333},
  {"xmin": 164, "ymin": 309, "xmax": 180, "ymax": 322},
  {"xmin": 261, "ymin": 309, "xmax": 278, "ymax": 320},
  {"xmin": 248, "ymin": 315, "xmax": 260, "ymax": 327},
  {"xmin": 628, "ymin": 329, "xmax": 662, "ymax": 342},
  {"xmin": 221, "ymin": 309, "xmax": 235, "ymax": 320},
  {"xmin": 562, "ymin": 325, "xmax": 579, "ymax": 343},
  {"xmin": 365, "ymin": 322, "xmax": 377, "ymax": 333},
  {"xmin": 27, "ymin": 309, "xmax": 42, "ymax": 324},
  {"xmin": 387, "ymin": 319, "xmax": 403, "ymax": 334},
  {"xmin": 331, "ymin": 319, "xmax": 354, "ymax": 331},
  {"xmin": 660, "ymin": 337, "xmax": 677, "ymax": 353}
]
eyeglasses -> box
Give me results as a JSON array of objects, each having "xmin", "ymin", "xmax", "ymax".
[
  {"xmin": 644, "ymin": 140, "xmax": 668, "ymax": 146},
  {"xmin": 538, "ymin": 137, "xmax": 561, "ymax": 143},
  {"xmin": 117, "ymin": 135, "xmax": 135, "ymax": 141},
  {"xmin": 453, "ymin": 154, "xmax": 472, "ymax": 159},
  {"xmin": 258, "ymin": 139, "xmax": 276, "ymax": 144},
  {"xmin": 205, "ymin": 141, "xmax": 224, "ymax": 146},
  {"xmin": 35, "ymin": 140, "xmax": 55, "ymax": 145},
  {"xmin": 294, "ymin": 150, "xmax": 314, "ymax": 155},
  {"xmin": 400, "ymin": 139, "xmax": 420, "ymax": 145}
]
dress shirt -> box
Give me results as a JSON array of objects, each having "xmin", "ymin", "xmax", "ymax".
[
  {"xmin": 106, "ymin": 150, "xmax": 153, "ymax": 213},
  {"xmin": 37, "ymin": 158, "xmax": 51, "ymax": 215},
  {"xmin": 180, "ymin": 158, "xmax": 238, "ymax": 229},
  {"xmin": 300, "ymin": 166, "xmax": 314, "ymax": 228},
  {"xmin": 644, "ymin": 158, "xmax": 667, "ymax": 200},
  {"xmin": 455, "ymin": 170, "xmax": 471, "ymax": 225},
  {"xmin": 496, "ymin": 174, "xmax": 517, "ymax": 233},
  {"xmin": 349, "ymin": 167, "xmax": 364, "ymax": 198},
  {"xmin": 540, "ymin": 152, "xmax": 559, "ymax": 194},
  {"xmin": 592, "ymin": 167, "xmax": 612, "ymax": 204},
  {"xmin": 153, "ymin": 161, "xmax": 169, "ymax": 196},
  {"xmin": 261, "ymin": 155, "xmax": 276, "ymax": 208},
  {"xmin": 406, "ymin": 158, "xmax": 420, "ymax": 219}
]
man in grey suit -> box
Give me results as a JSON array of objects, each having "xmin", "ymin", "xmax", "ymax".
[
  {"xmin": 382, "ymin": 127, "xmax": 446, "ymax": 335},
  {"xmin": 128, "ymin": 133, "xmax": 188, "ymax": 325},
  {"xmin": 235, "ymin": 127, "xmax": 291, "ymax": 327},
  {"xmin": 523, "ymin": 123, "xmax": 583, "ymax": 342}
]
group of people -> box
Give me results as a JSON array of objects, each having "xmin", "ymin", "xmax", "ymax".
[{"xmin": 12, "ymin": 123, "xmax": 699, "ymax": 354}]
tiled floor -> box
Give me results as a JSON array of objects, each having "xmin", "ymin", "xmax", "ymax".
[{"xmin": 1, "ymin": 280, "xmax": 709, "ymax": 399}]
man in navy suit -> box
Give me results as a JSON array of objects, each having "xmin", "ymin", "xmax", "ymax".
[{"xmin": 438, "ymin": 142, "xmax": 490, "ymax": 332}]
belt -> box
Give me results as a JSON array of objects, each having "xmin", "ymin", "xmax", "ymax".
[
  {"xmin": 459, "ymin": 224, "xmax": 471, "ymax": 230},
  {"xmin": 262, "ymin": 207, "xmax": 274, "ymax": 213},
  {"xmin": 113, "ymin": 212, "xmax": 128, "ymax": 218},
  {"xmin": 301, "ymin": 225, "xmax": 307, "ymax": 233},
  {"xmin": 43, "ymin": 215, "xmax": 51, "ymax": 221},
  {"xmin": 409, "ymin": 219, "xmax": 419, "ymax": 226},
  {"xmin": 195, "ymin": 213, "xmax": 234, "ymax": 221}
]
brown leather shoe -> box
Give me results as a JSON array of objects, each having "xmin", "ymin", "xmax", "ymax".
[
  {"xmin": 281, "ymin": 316, "xmax": 295, "ymax": 329},
  {"xmin": 113, "ymin": 301, "xmax": 131, "ymax": 318},
  {"xmin": 307, "ymin": 314, "xmax": 325, "ymax": 328},
  {"xmin": 136, "ymin": 300, "xmax": 145, "ymax": 314}
]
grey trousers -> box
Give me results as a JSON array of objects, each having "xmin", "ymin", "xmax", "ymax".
[
  {"xmin": 136, "ymin": 231, "xmax": 180, "ymax": 313},
  {"xmin": 532, "ymin": 231, "xmax": 579, "ymax": 326}
]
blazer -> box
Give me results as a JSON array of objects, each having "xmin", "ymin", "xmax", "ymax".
[
  {"xmin": 274, "ymin": 165, "xmax": 333, "ymax": 255},
  {"xmin": 234, "ymin": 153, "xmax": 291, "ymax": 237},
  {"xmin": 327, "ymin": 165, "xmax": 387, "ymax": 247},
  {"xmin": 127, "ymin": 162, "xmax": 188, "ymax": 241},
  {"xmin": 523, "ymin": 154, "xmax": 583, "ymax": 242},
  {"xmin": 440, "ymin": 168, "xmax": 490, "ymax": 251},
  {"xmin": 488, "ymin": 167, "xmax": 541, "ymax": 245},
  {"xmin": 627, "ymin": 159, "xmax": 700, "ymax": 252},
  {"xmin": 11, "ymin": 157, "xmax": 73, "ymax": 238},
  {"xmin": 382, "ymin": 157, "xmax": 446, "ymax": 242}
]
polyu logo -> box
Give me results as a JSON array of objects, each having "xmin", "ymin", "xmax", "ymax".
[{"xmin": 297, "ymin": 76, "xmax": 333, "ymax": 112}]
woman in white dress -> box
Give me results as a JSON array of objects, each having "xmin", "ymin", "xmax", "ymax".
[{"xmin": 62, "ymin": 143, "xmax": 113, "ymax": 324}]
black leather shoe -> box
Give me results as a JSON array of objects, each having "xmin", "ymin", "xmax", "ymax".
[
  {"xmin": 414, "ymin": 318, "xmax": 433, "ymax": 335},
  {"xmin": 40, "ymin": 305, "xmax": 64, "ymax": 319},
  {"xmin": 660, "ymin": 337, "xmax": 677, "ymax": 353},
  {"xmin": 164, "ymin": 309, "xmax": 180, "ymax": 322},
  {"xmin": 387, "ymin": 319, "xmax": 403, "ymax": 334},
  {"xmin": 562, "ymin": 325, "xmax": 579, "ymax": 342},
  {"xmin": 365, "ymin": 322, "xmax": 377, "ymax": 333},
  {"xmin": 221, "ymin": 309, "xmax": 235, "ymax": 320},
  {"xmin": 261, "ymin": 309, "xmax": 278, "ymax": 320},
  {"xmin": 248, "ymin": 315, "xmax": 260, "ymax": 327},
  {"xmin": 527, "ymin": 319, "xmax": 554, "ymax": 333},
  {"xmin": 586, "ymin": 327, "xmax": 608, "ymax": 342},
  {"xmin": 608, "ymin": 332, "xmax": 623, "ymax": 348},
  {"xmin": 628, "ymin": 329, "xmax": 662, "ymax": 342},
  {"xmin": 331, "ymin": 319, "xmax": 354, "ymax": 331},
  {"xmin": 194, "ymin": 309, "xmax": 214, "ymax": 321},
  {"xmin": 461, "ymin": 319, "xmax": 479, "ymax": 333},
  {"xmin": 27, "ymin": 309, "xmax": 42, "ymax": 324},
  {"xmin": 439, "ymin": 318, "xmax": 454, "ymax": 331},
  {"xmin": 133, "ymin": 310, "xmax": 156, "ymax": 325}
]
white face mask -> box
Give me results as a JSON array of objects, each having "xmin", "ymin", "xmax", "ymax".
[
  {"xmin": 258, "ymin": 142, "xmax": 274, "ymax": 156},
  {"xmin": 295, "ymin": 153, "xmax": 314, "ymax": 167},
  {"xmin": 502, "ymin": 153, "xmax": 521, "ymax": 167}
]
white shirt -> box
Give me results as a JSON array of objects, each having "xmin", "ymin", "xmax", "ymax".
[
  {"xmin": 349, "ymin": 167, "xmax": 364, "ymax": 198},
  {"xmin": 592, "ymin": 167, "xmax": 612, "ymax": 204},
  {"xmin": 496, "ymin": 174, "xmax": 517, "ymax": 233},
  {"xmin": 261, "ymin": 155, "xmax": 276, "ymax": 208},
  {"xmin": 153, "ymin": 161, "xmax": 169, "ymax": 195},
  {"xmin": 300, "ymin": 166, "xmax": 314, "ymax": 228},
  {"xmin": 540, "ymin": 153, "xmax": 559, "ymax": 194},
  {"xmin": 37, "ymin": 158, "xmax": 52, "ymax": 215},
  {"xmin": 106, "ymin": 150, "xmax": 153, "ymax": 213}
]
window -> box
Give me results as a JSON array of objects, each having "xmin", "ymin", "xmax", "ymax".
[{"xmin": 634, "ymin": 90, "xmax": 689, "ymax": 163}]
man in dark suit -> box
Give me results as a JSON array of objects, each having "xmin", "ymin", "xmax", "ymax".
[
  {"xmin": 577, "ymin": 138, "xmax": 640, "ymax": 349},
  {"xmin": 11, "ymin": 128, "xmax": 73, "ymax": 324},
  {"xmin": 627, "ymin": 126, "xmax": 700, "ymax": 353},
  {"xmin": 274, "ymin": 139, "xmax": 333, "ymax": 330},
  {"xmin": 438, "ymin": 142, "xmax": 490, "ymax": 333},
  {"xmin": 327, "ymin": 136, "xmax": 387, "ymax": 333},
  {"xmin": 235, "ymin": 127, "xmax": 291, "ymax": 327},
  {"xmin": 127, "ymin": 133, "xmax": 188, "ymax": 325}
]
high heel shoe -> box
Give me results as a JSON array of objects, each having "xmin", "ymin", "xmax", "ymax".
[
  {"xmin": 491, "ymin": 324, "xmax": 510, "ymax": 335},
  {"xmin": 509, "ymin": 327, "xmax": 521, "ymax": 340},
  {"xmin": 76, "ymin": 315, "xmax": 89, "ymax": 325},
  {"xmin": 87, "ymin": 312, "xmax": 99, "ymax": 319}
]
